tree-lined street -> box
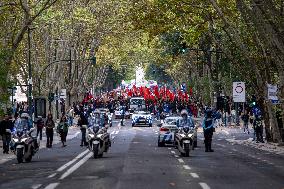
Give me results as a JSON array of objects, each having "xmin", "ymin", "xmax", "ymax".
[
  {"xmin": 1, "ymin": 1, "xmax": 284, "ymax": 189},
  {"xmin": 0, "ymin": 120, "xmax": 283, "ymax": 189}
]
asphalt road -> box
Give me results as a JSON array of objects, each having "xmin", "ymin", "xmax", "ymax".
[{"xmin": 0, "ymin": 119, "xmax": 283, "ymax": 189}]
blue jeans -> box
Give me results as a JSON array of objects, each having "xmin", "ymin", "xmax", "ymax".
[{"xmin": 68, "ymin": 117, "xmax": 73, "ymax": 126}]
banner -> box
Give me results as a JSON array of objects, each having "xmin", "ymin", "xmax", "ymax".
[{"xmin": 233, "ymin": 82, "xmax": 245, "ymax": 102}]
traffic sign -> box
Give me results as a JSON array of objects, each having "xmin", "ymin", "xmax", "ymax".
[{"xmin": 233, "ymin": 82, "xmax": 245, "ymax": 102}]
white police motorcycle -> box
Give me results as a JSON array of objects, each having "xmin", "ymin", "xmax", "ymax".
[
  {"xmin": 86, "ymin": 124, "xmax": 111, "ymax": 158},
  {"xmin": 174, "ymin": 126, "xmax": 195, "ymax": 157}
]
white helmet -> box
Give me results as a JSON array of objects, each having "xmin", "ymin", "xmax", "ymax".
[{"xmin": 181, "ymin": 109, "xmax": 188, "ymax": 116}]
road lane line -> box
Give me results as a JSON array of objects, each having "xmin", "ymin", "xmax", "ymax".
[
  {"xmin": 177, "ymin": 158, "xmax": 184, "ymax": 163},
  {"xmin": 48, "ymin": 173, "xmax": 57, "ymax": 178},
  {"xmin": 31, "ymin": 184, "xmax": 42, "ymax": 189},
  {"xmin": 115, "ymin": 131, "xmax": 119, "ymax": 134},
  {"xmin": 44, "ymin": 183, "xmax": 60, "ymax": 189},
  {"xmin": 190, "ymin": 173, "xmax": 199, "ymax": 178},
  {"xmin": 59, "ymin": 152, "xmax": 92, "ymax": 180},
  {"xmin": 199, "ymin": 182, "xmax": 210, "ymax": 189},
  {"xmin": 183, "ymin": 165, "xmax": 191, "ymax": 170},
  {"xmin": 174, "ymin": 155, "xmax": 179, "ymax": 158},
  {"xmin": 56, "ymin": 149, "xmax": 89, "ymax": 172},
  {"xmin": 111, "ymin": 131, "xmax": 115, "ymax": 135},
  {"xmin": 171, "ymin": 151, "xmax": 176, "ymax": 154},
  {"xmin": 168, "ymin": 148, "xmax": 172, "ymax": 150}
]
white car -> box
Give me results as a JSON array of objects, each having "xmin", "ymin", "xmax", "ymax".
[{"xmin": 132, "ymin": 111, "xmax": 153, "ymax": 127}]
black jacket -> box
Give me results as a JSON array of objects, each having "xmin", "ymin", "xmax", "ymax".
[{"xmin": 0, "ymin": 119, "xmax": 14, "ymax": 135}]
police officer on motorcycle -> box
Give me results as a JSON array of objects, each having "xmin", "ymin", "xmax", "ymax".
[
  {"xmin": 179, "ymin": 109, "xmax": 195, "ymax": 128},
  {"xmin": 202, "ymin": 109, "xmax": 214, "ymax": 152}
]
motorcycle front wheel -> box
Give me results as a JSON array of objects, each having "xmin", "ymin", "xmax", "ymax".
[
  {"xmin": 25, "ymin": 146, "xmax": 33, "ymax": 162},
  {"xmin": 16, "ymin": 148, "xmax": 24, "ymax": 163},
  {"xmin": 184, "ymin": 143, "xmax": 190, "ymax": 157},
  {"xmin": 93, "ymin": 144, "xmax": 99, "ymax": 158}
]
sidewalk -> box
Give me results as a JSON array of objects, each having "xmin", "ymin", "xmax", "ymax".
[
  {"xmin": 226, "ymin": 138, "xmax": 284, "ymax": 155},
  {"xmin": 214, "ymin": 125, "xmax": 284, "ymax": 156},
  {"xmin": 0, "ymin": 126, "xmax": 80, "ymax": 164}
]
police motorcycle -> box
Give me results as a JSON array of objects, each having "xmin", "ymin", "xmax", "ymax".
[
  {"xmin": 174, "ymin": 126, "xmax": 195, "ymax": 157},
  {"xmin": 86, "ymin": 115, "xmax": 111, "ymax": 158},
  {"xmin": 11, "ymin": 113, "xmax": 40, "ymax": 163}
]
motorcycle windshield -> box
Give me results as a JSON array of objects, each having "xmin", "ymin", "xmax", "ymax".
[
  {"xmin": 15, "ymin": 119, "xmax": 29, "ymax": 131},
  {"xmin": 93, "ymin": 126, "xmax": 100, "ymax": 133}
]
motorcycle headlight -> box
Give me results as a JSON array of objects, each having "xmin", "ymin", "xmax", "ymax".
[
  {"xmin": 12, "ymin": 138, "xmax": 19, "ymax": 143},
  {"xmin": 88, "ymin": 134, "xmax": 95, "ymax": 138}
]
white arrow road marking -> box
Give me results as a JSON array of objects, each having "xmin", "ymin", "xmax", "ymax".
[
  {"xmin": 199, "ymin": 182, "xmax": 211, "ymax": 189},
  {"xmin": 190, "ymin": 173, "xmax": 199, "ymax": 178},
  {"xmin": 59, "ymin": 152, "xmax": 92, "ymax": 180},
  {"xmin": 177, "ymin": 158, "xmax": 184, "ymax": 163},
  {"xmin": 183, "ymin": 165, "xmax": 191, "ymax": 170},
  {"xmin": 57, "ymin": 149, "xmax": 89, "ymax": 172},
  {"xmin": 44, "ymin": 183, "xmax": 59, "ymax": 189}
]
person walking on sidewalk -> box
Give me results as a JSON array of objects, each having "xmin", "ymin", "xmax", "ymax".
[
  {"xmin": 254, "ymin": 115, "xmax": 264, "ymax": 143},
  {"xmin": 78, "ymin": 112, "xmax": 88, "ymax": 146},
  {"xmin": 67, "ymin": 107, "xmax": 74, "ymax": 127},
  {"xmin": 45, "ymin": 114, "xmax": 55, "ymax": 148},
  {"xmin": 241, "ymin": 110, "xmax": 250, "ymax": 134},
  {"xmin": 202, "ymin": 110, "xmax": 215, "ymax": 152},
  {"xmin": 0, "ymin": 115, "xmax": 14, "ymax": 154},
  {"xmin": 57, "ymin": 115, "xmax": 69, "ymax": 147},
  {"xmin": 35, "ymin": 116, "xmax": 44, "ymax": 140}
]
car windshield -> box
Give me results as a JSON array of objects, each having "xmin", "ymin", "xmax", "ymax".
[
  {"xmin": 135, "ymin": 112, "xmax": 148, "ymax": 115},
  {"xmin": 130, "ymin": 99, "xmax": 145, "ymax": 105}
]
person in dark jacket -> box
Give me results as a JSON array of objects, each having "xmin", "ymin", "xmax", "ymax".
[
  {"xmin": 35, "ymin": 116, "xmax": 44, "ymax": 140},
  {"xmin": 57, "ymin": 115, "xmax": 69, "ymax": 147},
  {"xmin": 78, "ymin": 112, "xmax": 88, "ymax": 146},
  {"xmin": 241, "ymin": 110, "xmax": 250, "ymax": 134},
  {"xmin": 45, "ymin": 114, "xmax": 55, "ymax": 148},
  {"xmin": 0, "ymin": 115, "xmax": 14, "ymax": 154},
  {"xmin": 202, "ymin": 110, "xmax": 215, "ymax": 152}
]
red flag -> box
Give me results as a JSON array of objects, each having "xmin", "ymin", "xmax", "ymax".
[{"xmin": 190, "ymin": 87, "xmax": 193, "ymax": 96}]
